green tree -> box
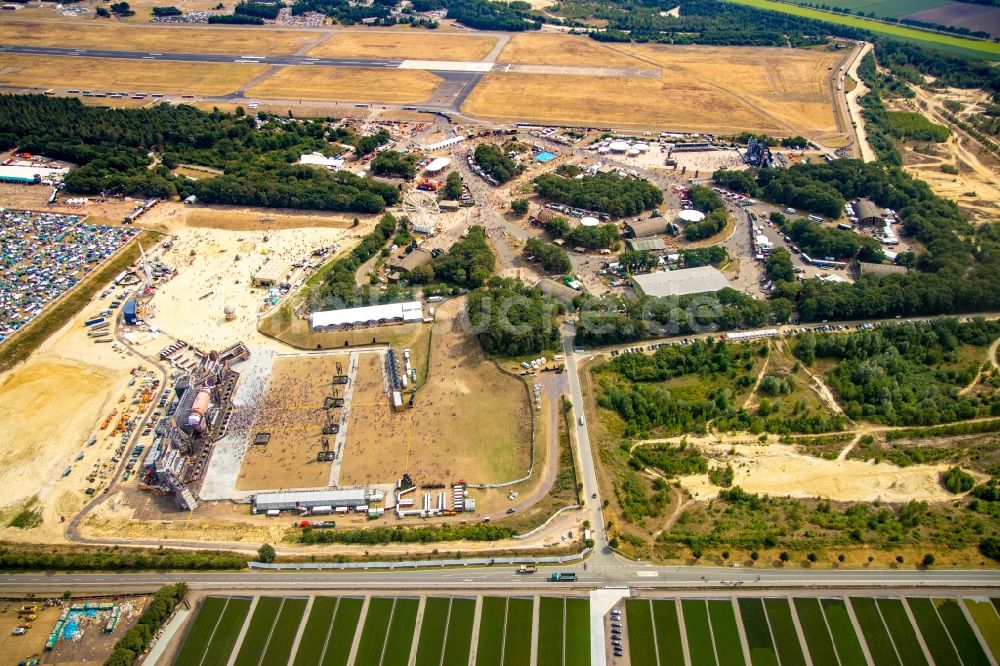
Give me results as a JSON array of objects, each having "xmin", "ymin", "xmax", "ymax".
[
  {"xmin": 444, "ymin": 171, "xmax": 463, "ymax": 200},
  {"xmin": 511, "ymin": 198, "xmax": 529, "ymax": 216},
  {"xmin": 257, "ymin": 543, "xmax": 276, "ymax": 563}
]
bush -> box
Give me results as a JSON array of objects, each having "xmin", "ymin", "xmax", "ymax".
[
  {"xmin": 474, "ymin": 144, "xmax": 521, "ymax": 183},
  {"xmin": 257, "ymin": 543, "xmax": 276, "ymax": 563},
  {"xmin": 523, "ymin": 238, "xmax": 571, "ymax": 273},
  {"xmin": 511, "ymin": 198, "xmax": 529, "ymax": 216},
  {"xmin": 942, "ymin": 466, "xmax": 975, "ymax": 494},
  {"xmin": 980, "ymin": 537, "xmax": 1000, "ymax": 561}
]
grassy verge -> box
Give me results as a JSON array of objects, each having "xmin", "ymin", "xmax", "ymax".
[
  {"xmin": 723, "ymin": 0, "xmax": 1000, "ymax": 59},
  {"xmin": 0, "ymin": 230, "xmax": 160, "ymax": 374}
]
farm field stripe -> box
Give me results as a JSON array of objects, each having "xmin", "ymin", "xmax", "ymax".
[
  {"xmin": 849, "ymin": 598, "xmax": 901, "ymax": 666},
  {"xmin": 537, "ymin": 597, "xmax": 565, "ymax": 666},
  {"xmin": 261, "ymin": 597, "xmax": 308, "ymax": 666},
  {"xmin": 738, "ymin": 598, "xmax": 779, "ymax": 666},
  {"xmin": 762, "ymin": 599, "xmax": 807, "ymax": 666},
  {"xmin": 292, "ymin": 597, "xmax": 336, "ymax": 666},
  {"xmin": 312, "ymin": 598, "xmax": 341, "ymax": 666},
  {"xmin": 202, "ymin": 598, "xmax": 253, "ymax": 666},
  {"xmin": 773, "ymin": 0, "xmax": 951, "ymax": 19},
  {"xmin": 382, "ymin": 598, "xmax": 419, "ymax": 666},
  {"xmin": 791, "ymin": 598, "xmax": 838, "ymax": 666},
  {"xmin": 322, "ymin": 597, "xmax": 364, "ymax": 666},
  {"xmin": 415, "ymin": 597, "xmax": 450, "ymax": 666},
  {"xmin": 964, "ymin": 599, "xmax": 1000, "ymax": 661},
  {"xmin": 441, "ymin": 598, "xmax": 476, "ymax": 666},
  {"xmin": 653, "ymin": 599, "xmax": 685, "ymax": 666},
  {"xmin": 681, "ymin": 599, "xmax": 717, "ymax": 666},
  {"xmin": 564, "ymin": 598, "xmax": 591, "ymax": 666},
  {"xmin": 722, "ymin": 0, "xmax": 1000, "ymax": 59},
  {"xmin": 874, "ymin": 599, "xmax": 928, "ymax": 666},
  {"xmin": 626, "ymin": 599, "xmax": 658, "ymax": 666},
  {"xmin": 232, "ymin": 596, "xmax": 283, "ymax": 666},
  {"xmin": 707, "ymin": 599, "xmax": 745, "ymax": 666},
  {"xmin": 354, "ymin": 597, "xmax": 396, "ymax": 666},
  {"xmin": 819, "ymin": 599, "xmax": 867, "ymax": 666},
  {"xmin": 475, "ymin": 597, "xmax": 507, "ymax": 666},
  {"xmin": 934, "ymin": 598, "xmax": 991, "ymax": 666},
  {"xmin": 174, "ymin": 596, "xmax": 227, "ymax": 666},
  {"xmin": 905, "ymin": 598, "xmax": 961, "ymax": 666},
  {"xmin": 503, "ymin": 597, "xmax": 534, "ymax": 666}
]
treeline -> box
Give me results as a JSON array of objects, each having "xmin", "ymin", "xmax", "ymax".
[
  {"xmin": 0, "ymin": 544, "xmax": 246, "ymax": 570},
  {"xmin": 886, "ymin": 111, "xmax": 950, "ymax": 143},
  {"xmin": 785, "ymin": 218, "xmax": 884, "ymax": 262},
  {"xmin": 297, "ymin": 523, "xmax": 517, "ymax": 544},
  {"xmin": 794, "ymin": 319, "xmax": 1000, "ymax": 425},
  {"xmin": 235, "ymin": 1, "xmax": 282, "ymax": 19},
  {"xmin": 292, "ymin": 0, "xmax": 393, "ymax": 24},
  {"xmin": 632, "ymin": 442, "xmax": 708, "ymax": 477},
  {"xmin": 681, "ymin": 246, "xmax": 727, "ymax": 267},
  {"xmin": 684, "ymin": 184, "xmax": 729, "ymax": 240},
  {"xmin": 474, "ymin": 143, "xmax": 522, "ymax": 183},
  {"xmin": 524, "ymin": 238, "xmax": 572, "ymax": 273},
  {"xmin": 105, "ymin": 584, "xmax": 189, "ymax": 666},
  {"xmin": 467, "ymin": 277, "xmax": 562, "ymax": 355},
  {"xmin": 533, "ymin": 173, "xmax": 663, "ymax": 218},
  {"xmin": 208, "ymin": 13, "xmax": 264, "ymax": 23},
  {"xmin": 309, "ymin": 214, "xmax": 412, "ymax": 310},
  {"xmin": 412, "ymin": 0, "xmax": 540, "ymax": 31},
  {"xmin": 0, "ymin": 95, "xmax": 396, "ymax": 213}
]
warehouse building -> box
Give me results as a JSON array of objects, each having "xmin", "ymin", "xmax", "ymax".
[
  {"xmin": 855, "ymin": 199, "xmax": 882, "ymax": 227},
  {"xmin": 310, "ymin": 301, "xmax": 423, "ymax": 331},
  {"xmin": 625, "ymin": 219, "xmax": 668, "ymax": 238},
  {"xmin": 625, "ymin": 237, "xmax": 666, "ymax": 252},
  {"xmin": 630, "ymin": 266, "xmax": 730, "ymax": 298},
  {"xmin": 390, "ymin": 248, "xmax": 433, "ymax": 273},
  {"xmin": 252, "ymin": 488, "xmax": 369, "ymax": 513}
]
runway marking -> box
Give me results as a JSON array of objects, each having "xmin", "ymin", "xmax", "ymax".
[{"xmin": 636, "ymin": 571, "xmax": 659, "ymax": 577}]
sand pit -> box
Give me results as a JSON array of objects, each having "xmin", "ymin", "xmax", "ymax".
[
  {"xmin": 235, "ymin": 354, "xmax": 348, "ymax": 491},
  {"xmin": 308, "ymin": 31, "xmax": 497, "ymax": 61},
  {"xmin": 679, "ymin": 441, "xmax": 958, "ymax": 504},
  {"xmin": 337, "ymin": 298, "xmax": 532, "ymax": 487},
  {"xmin": 246, "ymin": 66, "xmax": 443, "ymax": 104}
]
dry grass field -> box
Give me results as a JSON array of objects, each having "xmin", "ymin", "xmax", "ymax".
[
  {"xmin": 0, "ymin": 55, "xmax": 266, "ymax": 96},
  {"xmin": 235, "ymin": 354, "xmax": 349, "ymax": 491},
  {"xmin": 0, "ymin": 19, "xmax": 317, "ymax": 54},
  {"xmin": 178, "ymin": 206, "xmax": 360, "ymax": 231},
  {"xmin": 247, "ymin": 67, "xmax": 443, "ymax": 104},
  {"xmin": 337, "ymin": 298, "xmax": 532, "ymax": 487},
  {"xmin": 462, "ymin": 73, "xmax": 789, "ymax": 134},
  {"xmin": 497, "ymin": 33, "xmax": 654, "ymax": 70},
  {"xmin": 308, "ymin": 31, "xmax": 496, "ymax": 61}
]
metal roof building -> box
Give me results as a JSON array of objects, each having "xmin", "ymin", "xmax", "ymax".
[
  {"xmin": 252, "ymin": 261, "xmax": 288, "ymax": 287},
  {"xmin": 625, "ymin": 219, "xmax": 668, "ymax": 238},
  {"xmin": 253, "ymin": 488, "xmax": 368, "ymax": 512},
  {"xmin": 310, "ymin": 301, "xmax": 423, "ymax": 331},
  {"xmin": 536, "ymin": 278, "xmax": 580, "ymax": 304},
  {"xmin": 424, "ymin": 157, "xmax": 451, "ymax": 173},
  {"xmin": 630, "ymin": 266, "xmax": 730, "ymax": 298},
  {"xmin": 390, "ymin": 248, "xmax": 433, "ymax": 273},
  {"xmin": 625, "ymin": 238, "xmax": 666, "ymax": 252},
  {"xmin": 855, "ymin": 198, "xmax": 882, "ymax": 226}
]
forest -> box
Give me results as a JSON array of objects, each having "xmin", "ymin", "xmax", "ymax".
[
  {"xmin": 429, "ymin": 225, "xmax": 496, "ymax": 288},
  {"xmin": 474, "ymin": 143, "xmax": 522, "ymax": 183},
  {"xmin": 370, "ymin": 150, "xmax": 420, "ymax": 179},
  {"xmin": 532, "ymin": 173, "xmax": 663, "ymax": 218},
  {"xmin": 785, "ymin": 218, "xmax": 884, "ymax": 262},
  {"xmin": 466, "ymin": 277, "xmax": 562, "ymax": 355},
  {"xmin": 0, "ymin": 95, "xmax": 398, "ymax": 213},
  {"xmin": 524, "ymin": 237, "xmax": 572, "ymax": 273},
  {"xmin": 683, "ymin": 184, "xmax": 730, "ymax": 240},
  {"xmin": 411, "ymin": 0, "xmax": 540, "ymax": 30}
]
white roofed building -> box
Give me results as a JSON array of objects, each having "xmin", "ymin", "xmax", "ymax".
[
  {"xmin": 310, "ymin": 301, "xmax": 423, "ymax": 331},
  {"xmin": 424, "ymin": 157, "xmax": 451, "ymax": 173},
  {"xmin": 630, "ymin": 266, "xmax": 730, "ymax": 297}
]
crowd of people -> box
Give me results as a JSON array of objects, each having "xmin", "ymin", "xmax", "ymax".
[{"xmin": 0, "ymin": 210, "xmax": 137, "ymax": 343}]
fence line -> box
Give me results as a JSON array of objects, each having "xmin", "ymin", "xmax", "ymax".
[{"xmin": 248, "ymin": 547, "xmax": 591, "ymax": 570}]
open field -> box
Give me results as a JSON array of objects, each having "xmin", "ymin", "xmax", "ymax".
[
  {"xmin": 247, "ymin": 67, "xmax": 443, "ymax": 104},
  {"xmin": 497, "ymin": 33, "xmax": 654, "ymax": 69},
  {"xmin": 235, "ymin": 354, "xmax": 349, "ymax": 491},
  {"xmin": 772, "ymin": 0, "xmax": 951, "ymax": 18},
  {"xmin": 0, "ymin": 55, "xmax": 266, "ymax": 96},
  {"xmin": 177, "ymin": 206, "xmax": 363, "ymax": 231},
  {"xmin": 308, "ymin": 31, "xmax": 496, "ymax": 61},
  {"xmin": 907, "ymin": 3, "xmax": 1000, "ymax": 38},
  {"xmin": 337, "ymin": 298, "xmax": 532, "ymax": 488},
  {"xmin": 0, "ymin": 20, "xmax": 317, "ymax": 54},
  {"xmin": 723, "ymin": 0, "xmax": 1000, "ymax": 59},
  {"xmin": 463, "ymin": 45, "xmax": 842, "ymax": 137}
]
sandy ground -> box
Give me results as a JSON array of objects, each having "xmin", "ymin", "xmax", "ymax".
[
  {"xmin": 679, "ymin": 440, "xmax": 958, "ymax": 503},
  {"xmin": 235, "ymin": 354, "xmax": 349, "ymax": 490},
  {"xmin": 247, "ymin": 67, "xmax": 443, "ymax": 104},
  {"xmin": 497, "ymin": 33, "xmax": 655, "ymax": 70},
  {"xmin": 337, "ymin": 298, "xmax": 532, "ymax": 487},
  {"xmin": 307, "ymin": 31, "xmax": 497, "ymax": 61}
]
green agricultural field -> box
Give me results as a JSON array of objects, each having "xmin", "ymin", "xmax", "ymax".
[
  {"xmin": 324, "ymin": 597, "xmax": 364, "ymax": 666},
  {"xmin": 626, "ymin": 600, "xmax": 658, "ymax": 666},
  {"xmin": 934, "ymin": 599, "xmax": 991, "ymax": 666},
  {"xmin": 850, "ymin": 598, "xmax": 901, "ymax": 666},
  {"xmin": 875, "ymin": 599, "xmax": 928, "ymax": 666},
  {"xmin": 774, "ymin": 0, "xmax": 951, "ymax": 19},
  {"xmin": 793, "ymin": 598, "xmax": 838, "ymax": 666},
  {"xmin": 382, "ymin": 598, "xmax": 419, "ymax": 666},
  {"xmin": 175, "ymin": 597, "xmax": 227, "ymax": 666},
  {"xmin": 442, "ymin": 598, "xmax": 476, "ymax": 665},
  {"xmin": 738, "ymin": 598, "xmax": 779, "ymax": 666},
  {"xmin": 261, "ymin": 598, "xmax": 307, "ymax": 665},
  {"xmin": 354, "ymin": 598, "xmax": 395, "ymax": 666},
  {"xmin": 965, "ymin": 599, "xmax": 1000, "ymax": 661},
  {"xmin": 475, "ymin": 597, "xmax": 507, "ymax": 666},
  {"xmin": 233, "ymin": 597, "xmax": 284, "ymax": 666},
  {"xmin": 763, "ymin": 599, "xmax": 806, "ymax": 666},
  {"xmin": 293, "ymin": 597, "xmax": 337, "ymax": 666},
  {"xmin": 201, "ymin": 599, "xmax": 254, "ymax": 666},
  {"xmin": 537, "ymin": 597, "xmax": 564, "ymax": 666},
  {"xmin": 652, "ymin": 599, "xmax": 685, "ymax": 666},
  {"xmin": 503, "ymin": 597, "xmax": 534, "ymax": 666},
  {"xmin": 907, "ymin": 597, "xmax": 962, "ymax": 666},
  {"xmin": 415, "ymin": 598, "xmax": 450, "ymax": 666},
  {"xmin": 564, "ymin": 598, "xmax": 591, "ymax": 666},
  {"xmin": 819, "ymin": 599, "xmax": 867, "ymax": 666},
  {"xmin": 723, "ymin": 0, "xmax": 1000, "ymax": 59},
  {"xmin": 681, "ymin": 599, "xmax": 717, "ymax": 666},
  {"xmin": 708, "ymin": 599, "xmax": 745, "ymax": 666}
]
